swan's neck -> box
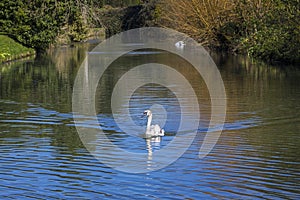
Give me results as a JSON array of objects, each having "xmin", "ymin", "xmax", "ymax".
[{"xmin": 147, "ymin": 114, "xmax": 152, "ymax": 130}]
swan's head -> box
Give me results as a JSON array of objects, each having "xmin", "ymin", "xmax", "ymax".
[{"xmin": 143, "ymin": 110, "xmax": 152, "ymax": 117}]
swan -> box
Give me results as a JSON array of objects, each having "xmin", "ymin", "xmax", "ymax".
[
  {"xmin": 175, "ymin": 41, "xmax": 186, "ymax": 49},
  {"xmin": 143, "ymin": 110, "xmax": 165, "ymax": 137}
]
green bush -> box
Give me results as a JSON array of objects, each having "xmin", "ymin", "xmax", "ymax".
[
  {"xmin": 0, "ymin": 0, "xmax": 64, "ymax": 53},
  {"xmin": 237, "ymin": 0, "xmax": 300, "ymax": 64},
  {"xmin": 244, "ymin": 26, "xmax": 299, "ymax": 63},
  {"xmin": 0, "ymin": 0, "xmax": 102, "ymax": 52}
]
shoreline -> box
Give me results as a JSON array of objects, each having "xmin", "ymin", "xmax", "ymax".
[
  {"xmin": 0, "ymin": 29, "xmax": 105, "ymax": 65},
  {"xmin": 0, "ymin": 35, "xmax": 36, "ymax": 64}
]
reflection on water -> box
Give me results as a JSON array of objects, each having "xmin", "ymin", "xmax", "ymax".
[{"xmin": 0, "ymin": 44, "xmax": 299, "ymax": 198}]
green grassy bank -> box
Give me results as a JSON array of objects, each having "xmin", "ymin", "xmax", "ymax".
[{"xmin": 0, "ymin": 35, "xmax": 35, "ymax": 63}]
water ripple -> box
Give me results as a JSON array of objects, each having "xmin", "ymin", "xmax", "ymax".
[{"xmin": 0, "ymin": 101, "xmax": 299, "ymax": 199}]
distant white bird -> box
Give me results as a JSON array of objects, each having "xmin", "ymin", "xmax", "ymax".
[
  {"xmin": 175, "ymin": 41, "xmax": 186, "ymax": 49},
  {"xmin": 143, "ymin": 110, "xmax": 165, "ymax": 137}
]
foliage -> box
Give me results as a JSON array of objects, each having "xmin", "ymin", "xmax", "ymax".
[
  {"xmin": 0, "ymin": 0, "xmax": 106, "ymax": 52},
  {"xmin": 238, "ymin": 0, "xmax": 300, "ymax": 63},
  {"xmin": 102, "ymin": 0, "xmax": 141, "ymax": 7},
  {"xmin": 0, "ymin": 0, "xmax": 65, "ymax": 53},
  {"xmin": 100, "ymin": 1, "xmax": 158, "ymax": 37}
]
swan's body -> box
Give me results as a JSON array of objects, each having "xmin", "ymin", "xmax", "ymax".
[
  {"xmin": 144, "ymin": 110, "xmax": 165, "ymax": 137},
  {"xmin": 175, "ymin": 41, "xmax": 186, "ymax": 49}
]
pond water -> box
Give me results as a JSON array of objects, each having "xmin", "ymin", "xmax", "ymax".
[{"xmin": 0, "ymin": 41, "xmax": 299, "ymax": 199}]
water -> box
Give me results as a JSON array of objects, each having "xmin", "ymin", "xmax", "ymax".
[{"xmin": 0, "ymin": 42, "xmax": 299, "ymax": 199}]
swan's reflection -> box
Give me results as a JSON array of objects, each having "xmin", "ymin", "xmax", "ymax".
[{"xmin": 146, "ymin": 137, "xmax": 161, "ymax": 162}]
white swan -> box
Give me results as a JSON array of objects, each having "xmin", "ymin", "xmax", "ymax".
[
  {"xmin": 143, "ymin": 110, "xmax": 165, "ymax": 137},
  {"xmin": 175, "ymin": 41, "xmax": 186, "ymax": 49}
]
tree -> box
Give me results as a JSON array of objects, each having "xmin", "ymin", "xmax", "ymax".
[{"xmin": 0, "ymin": 0, "xmax": 65, "ymax": 53}]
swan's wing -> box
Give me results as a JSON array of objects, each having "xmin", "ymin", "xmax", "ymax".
[
  {"xmin": 153, "ymin": 124, "xmax": 161, "ymax": 133},
  {"xmin": 148, "ymin": 125, "xmax": 164, "ymax": 136}
]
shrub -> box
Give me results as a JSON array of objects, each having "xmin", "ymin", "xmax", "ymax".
[{"xmin": 238, "ymin": 0, "xmax": 300, "ymax": 63}]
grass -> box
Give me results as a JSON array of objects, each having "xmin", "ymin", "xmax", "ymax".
[{"xmin": 0, "ymin": 35, "xmax": 35, "ymax": 63}]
